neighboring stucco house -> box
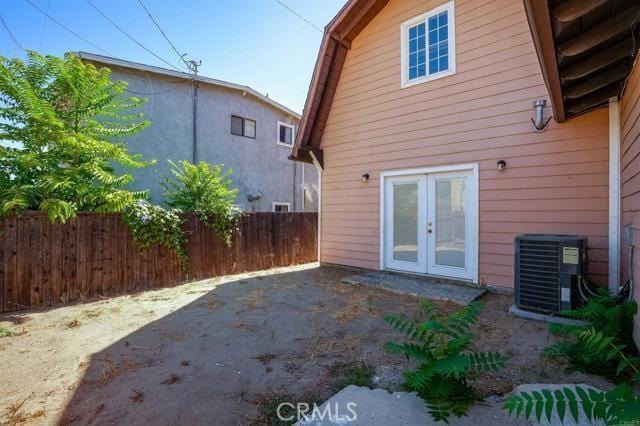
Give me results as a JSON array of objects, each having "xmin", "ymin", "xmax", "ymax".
[
  {"xmin": 79, "ymin": 52, "xmax": 318, "ymax": 212},
  {"xmin": 291, "ymin": 0, "xmax": 639, "ymax": 338}
]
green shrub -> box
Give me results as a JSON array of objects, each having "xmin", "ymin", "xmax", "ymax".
[
  {"xmin": 0, "ymin": 51, "xmax": 153, "ymax": 223},
  {"xmin": 121, "ymin": 200, "xmax": 187, "ymax": 265},
  {"xmin": 384, "ymin": 301, "xmax": 507, "ymax": 423},
  {"xmin": 162, "ymin": 160, "xmax": 240, "ymax": 245},
  {"xmin": 505, "ymin": 329, "xmax": 640, "ymax": 424},
  {"xmin": 545, "ymin": 290, "xmax": 638, "ymax": 381}
]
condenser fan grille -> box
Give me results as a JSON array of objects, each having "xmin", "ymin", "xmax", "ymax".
[{"xmin": 517, "ymin": 239, "xmax": 560, "ymax": 312}]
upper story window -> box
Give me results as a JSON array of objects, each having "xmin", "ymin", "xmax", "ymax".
[
  {"xmin": 277, "ymin": 121, "xmax": 295, "ymax": 147},
  {"xmin": 401, "ymin": 1, "xmax": 455, "ymax": 88},
  {"xmin": 231, "ymin": 115, "xmax": 256, "ymax": 139}
]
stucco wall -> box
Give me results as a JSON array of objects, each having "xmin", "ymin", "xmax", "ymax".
[
  {"xmin": 620, "ymin": 58, "xmax": 640, "ymax": 346},
  {"xmin": 318, "ymin": 0, "xmax": 610, "ymax": 288},
  {"xmin": 101, "ymin": 65, "xmax": 317, "ymax": 212}
]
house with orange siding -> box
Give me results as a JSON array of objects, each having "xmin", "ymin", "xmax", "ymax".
[{"xmin": 291, "ymin": 0, "xmax": 640, "ymax": 339}]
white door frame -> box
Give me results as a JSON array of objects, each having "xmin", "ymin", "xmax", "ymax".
[
  {"xmin": 379, "ymin": 163, "xmax": 479, "ymax": 284},
  {"xmin": 384, "ymin": 175, "xmax": 428, "ymax": 273}
]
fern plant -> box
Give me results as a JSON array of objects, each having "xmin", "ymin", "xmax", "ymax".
[
  {"xmin": 0, "ymin": 51, "xmax": 153, "ymax": 223},
  {"xmin": 505, "ymin": 329, "xmax": 640, "ymax": 424},
  {"xmin": 384, "ymin": 301, "xmax": 507, "ymax": 423},
  {"xmin": 545, "ymin": 290, "xmax": 638, "ymax": 381},
  {"xmin": 162, "ymin": 160, "xmax": 240, "ymax": 245}
]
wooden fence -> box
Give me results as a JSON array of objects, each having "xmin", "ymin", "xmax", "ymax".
[{"xmin": 0, "ymin": 211, "xmax": 317, "ymax": 313}]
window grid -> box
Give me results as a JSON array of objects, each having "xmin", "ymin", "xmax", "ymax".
[
  {"xmin": 428, "ymin": 11, "xmax": 449, "ymax": 75},
  {"xmin": 408, "ymin": 23, "xmax": 426, "ymax": 80},
  {"xmin": 402, "ymin": 2, "xmax": 454, "ymax": 87}
]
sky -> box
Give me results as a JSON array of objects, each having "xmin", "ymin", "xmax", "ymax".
[{"xmin": 0, "ymin": 0, "xmax": 347, "ymax": 113}]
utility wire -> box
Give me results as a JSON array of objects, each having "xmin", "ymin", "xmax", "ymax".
[
  {"xmin": 273, "ymin": 0, "xmax": 323, "ymax": 33},
  {"xmin": 0, "ymin": 13, "xmax": 26, "ymax": 51},
  {"xmin": 136, "ymin": 0, "xmax": 188, "ymax": 69},
  {"xmin": 37, "ymin": 0, "xmax": 51, "ymax": 50},
  {"xmin": 24, "ymin": 0, "xmax": 114, "ymax": 56},
  {"xmin": 84, "ymin": 0, "xmax": 182, "ymax": 71}
]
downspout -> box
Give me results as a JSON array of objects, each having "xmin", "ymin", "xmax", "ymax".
[
  {"xmin": 302, "ymin": 162, "xmax": 306, "ymax": 211},
  {"xmin": 192, "ymin": 77, "xmax": 199, "ymax": 164},
  {"xmin": 309, "ymin": 151, "xmax": 323, "ymax": 263},
  {"xmin": 609, "ymin": 97, "xmax": 621, "ymax": 295},
  {"xmin": 293, "ymin": 160, "xmax": 297, "ymax": 211}
]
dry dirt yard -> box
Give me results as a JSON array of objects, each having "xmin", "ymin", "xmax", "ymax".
[{"xmin": 0, "ymin": 264, "xmax": 609, "ymax": 425}]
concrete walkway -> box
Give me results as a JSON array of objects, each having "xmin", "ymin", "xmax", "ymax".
[
  {"xmin": 296, "ymin": 385, "xmax": 521, "ymax": 425},
  {"xmin": 297, "ymin": 384, "xmax": 606, "ymax": 426},
  {"xmin": 343, "ymin": 271, "xmax": 486, "ymax": 305}
]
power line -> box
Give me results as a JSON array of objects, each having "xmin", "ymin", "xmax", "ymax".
[
  {"xmin": 37, "ymin": 0, "xmax": 51, "ymax": 50},
  {"xmin": 136, "ymin": 0, "xmax": 188, "ymax": 69},
  {"xmin": 0, "ymin": 13, "xmax": 26, "ymax": 51},
  {"xmin": 273, "ymin": 0, "xmax": 323, "ymax": 33},
  {"xmin": 84, "ymin": 0, "xmax": 182, "ymax": 71},
  {"xmin": 24, "ymin": 0, "xmax": 114, "ymax": 56}
]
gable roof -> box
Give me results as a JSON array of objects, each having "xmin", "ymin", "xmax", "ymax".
[
  {"xmin": 524, "ymin": 0, "xmax": 640, "ymax": 122},
  {"xmin": 78, "ymin": 52, "xmax": 301, "ymax": 120},
  {"xmin": 293, "ymin": 0, "xmax": 640, "ymax": 166},
  {"xmin": 290, "ymin": 0, "xmax": 390, "ymax": 166}
]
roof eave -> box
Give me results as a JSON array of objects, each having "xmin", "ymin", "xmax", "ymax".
[
  {"xmin": 523, "ymin": 0, "xmax": 567, "ymax": 123},
  {"xmin": 77, "ymin": 51, "xmax": 301, "ymax": 120}
]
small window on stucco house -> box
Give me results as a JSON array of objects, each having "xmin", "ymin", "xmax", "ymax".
[
  {"xmin": 231, "ymin": 115, "xmax": 256, "ymax": 139},
  {"xmin": 277, "ymin": 121, "xmax": 295, "ymax": 147},
  {"xmin": 272, "ymin": 202, "xmax": 290, "ymax": 212}
]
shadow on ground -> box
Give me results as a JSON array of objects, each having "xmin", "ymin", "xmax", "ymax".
[
  {"xmin": 1, "ymin": 265, "xmax": 611, "ymax": 425},
  {"xmin": 59, "ymin": 266, "xmax": 422, "ymax": 425}
]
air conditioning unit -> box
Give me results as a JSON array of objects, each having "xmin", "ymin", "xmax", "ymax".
[{"xmin": 514, "ymin": 234, "xmax": 587, "ymax": 314}]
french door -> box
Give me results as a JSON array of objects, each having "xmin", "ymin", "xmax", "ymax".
[{"xmin": 383, "ymin": 169, "xmax": 476, "ymax": 281}]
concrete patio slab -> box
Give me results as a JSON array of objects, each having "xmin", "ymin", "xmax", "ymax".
[
  {"xmin": 296, "ymin": 385, "xmax": 522, "ymax": 425},
  {"xmin": 342, "ymin": 271, "xmax": 486, "ymax": 305}
]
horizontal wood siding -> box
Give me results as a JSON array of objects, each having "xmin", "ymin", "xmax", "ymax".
[
  {"xmin": 319, "ymin": 0, "xmax": 610, "ymax": 287},
  {"xmin": 0, "ymin": 212, "xmax": 317, "ymax": 313},
  {"xmin": 620, "ymin": 60, "xmax": 640, "ymax": 346}
]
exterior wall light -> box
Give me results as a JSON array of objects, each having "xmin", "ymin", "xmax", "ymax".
[
  {"xmin": 362, "ymin": 173, "xmax": 370, "ymax": 182},
  {"xmin": 532, "ymin": 99, "xmax": 552, "ymax": 132},
  {"xmin": 497, "ymin": 160, "xmax": 506, "ymax": 171}
]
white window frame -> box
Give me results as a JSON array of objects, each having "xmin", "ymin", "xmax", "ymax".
[
  {"xmin": 272, "ymin": 201, "xmax": 291, "ymax": 212},
  {"xmin": 400, "ymin": 1, "xmax": 456, "ymax": 89},
  {"xmin": 277, "ymin": 121, "xmax": 295, "ymax": 147}
]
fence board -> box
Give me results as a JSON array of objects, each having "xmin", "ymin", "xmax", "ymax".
[{"xmin": 0, "ymin": 212, "xmax": 317, "ymax": 313}]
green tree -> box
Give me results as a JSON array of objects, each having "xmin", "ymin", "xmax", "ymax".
[
  {"xmin": 162, "ymin": 160, "xmax": 240, "ymax": 245},
  {"xmin": 385, "ymin": 301, "xmax": 507, "ymax": 423},
  {"xmin": 0, "ymin": 51, "xmax": 153, "ymax": 222}
]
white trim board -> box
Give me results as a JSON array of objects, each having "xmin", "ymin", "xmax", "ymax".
[
  {"xmin": 609, "ymin": 97, "xmax": 621, "ymax": 294},
  {"xmin": 379, "ymin": 163, "xmax": 479, "ymax": 284}
]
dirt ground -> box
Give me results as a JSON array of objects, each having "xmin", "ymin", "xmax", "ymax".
[{"xmin": 0, "ymin": 264, "xmax": 610, "ymax": 425}]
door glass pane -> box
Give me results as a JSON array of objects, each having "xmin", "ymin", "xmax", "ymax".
[
  {"xmin": 393, "ymin": 182, "xmax": 418, "ymax": 262},
  {"xmin": 435, "ymin": 178, "xmax": 466, "ymax": 268}
]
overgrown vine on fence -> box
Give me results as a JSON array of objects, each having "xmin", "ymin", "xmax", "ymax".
[{"xmin": 121, "ymin": 200, "xmax": 188, "ymax": 266}]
